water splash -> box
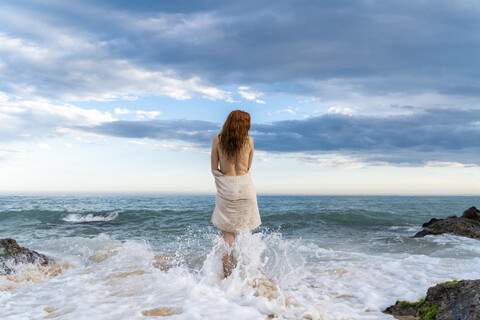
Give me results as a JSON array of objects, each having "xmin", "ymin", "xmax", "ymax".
[{"xmin": 198, "ymin": 231, "xmax": 321, "ymax": 319}]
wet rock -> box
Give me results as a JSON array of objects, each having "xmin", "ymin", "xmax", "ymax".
[
  {"xmin": 413, "ymin": 207, "xmax": 480, "ymax": 239},
  {"xmin": 106, "ymin": 269, "xmax": 149, "ymax": 280},
  {"xmin": 0, "ymin": 261, "xmax": 13, "ymax": 275},
  {"xmin": 326, "ymin": 268, "xmax": 348, "ymax": 275},
  {"xmin": 142, "ymin": 307, "xmax": 182, "ymax": 317},
  {"xmin": 1, "ymin": 264, "xmax": 74, "ymax": 292},
  {"xmin": 385, "ymin": 280, "xmax": 480, "ymax": 320},
  {"xmin": 385, "ymin": 301, "xmax": 419, "ymax": 319},
  {"xmin": 89, "ymin": 242, "xmax": 119, "ymax": 263},
  {"xmin": 153, "ymin": 255, "xmax": 174, "ymax": 271},
  {"xmin": 252, "ymin": 277, "xmax": 279, "ymax": 300},
  {"xmin": 0, "ymin": 238, "xmax": 53, "ymax": 275},
  {"xmin": 43, "ymin": 307, "xmax": 75, "ymax": 319},
  {"xmin": 43, "ymin": 307, "xmax": 55, "ymax": 313}
]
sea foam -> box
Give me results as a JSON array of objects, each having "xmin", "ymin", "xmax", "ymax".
[
  {"xmin": 62, "ymin": 211, "xmax": 120, "ymax": 223},
  {"xmin": 0, "ymin": 233, "xmax": 322, "ymax": 319},
  {"xmin": 2, "ymin": 231, "xmax": 480, "ymax": 319}
]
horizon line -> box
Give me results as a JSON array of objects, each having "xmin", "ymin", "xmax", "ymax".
[{"xmin": 0, "ymin": 191, "xmax": 478, "ymax": 197}]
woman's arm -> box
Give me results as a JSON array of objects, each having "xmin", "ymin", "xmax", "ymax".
[
  {"xmin": 211, "ymin": 135, "xmax": 219, "ymax": 171},
  {"xmin": 248, "ymin": 137, "xmax": 254, "ymax": 171}
]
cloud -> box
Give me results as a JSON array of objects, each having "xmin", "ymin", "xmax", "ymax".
[
  {"xmin": 298, "ymin": 154, "xmax": 364, "ymax": 169},
  {"xmin": 0, "ymin": 22, "xmax": 231, "ymax": 102},
  {"xmin": 82, "ymin": 119, "xmax": 219, "ymax": 145},
  {"xmin": 253, "ymin": 109, "xmax": 478, "ymax": 151},
  {"xmin": 326, "ymin": 107, "xmax": 355, "ymax": 115},
  {"xmin": 114, "ymin": 108, "xmax": 132, "ymax": 115},
  {"xmin": 1, "ymin": 1, "xmax": 480, "ymax": 169},
  {"xmin": 0, "ymin": 147, "xmax": 28, "ymax": 162},
  {"xmin": 74, "ymin": 0, "xmax": 479, "ymax": 101},
  {"xmin": 126, "ymin": 139, "xmax": 209, "ymax": 153},
  {"xmin": 424, "ymin": 161, "xmax": 469, "ymax": 168},
  {"xmin": 114, "ymin": 108, "xmax": 161, "ymax": 119},
  {"xmin": 252, "ymin": 108, "xmax": 480, "ymax": 165},
  {"xmin": 130, "ymin": 11, "xmax": 224, "ymax": 45},
  {"xmin": 237, "ymin": 86, "xmax": 265, "ymax": 104},
  {"xmin": 1, "ymin": 1, "xmax": 479, "ymax": 107},
  {"xmin": 136, "ymin": 110, "xmax": 161, "ymax": 119},
  {"xmin": 126, "ymin": 140, "xmax": 146, "ymax": 146},
  {"xmin": 276, "ymin": 108, "xmax": 297, "ymax": 115},
  {"xmin": 79, "ymin": 108, "xmax": 480, "ymax": 166},
  {"xmin": 0, "ymin": 92, "xmax": 116, "ymax": 142}
]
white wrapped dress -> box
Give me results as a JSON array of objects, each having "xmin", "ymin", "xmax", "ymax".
[{"xmin": 211, "ymin": 170, "xmax": 261, "ymax": 233}]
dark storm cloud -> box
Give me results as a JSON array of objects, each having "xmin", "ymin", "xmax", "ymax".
[
  {"xmin": 1, "ymin": 0, "xmax": 479, "ymax": 98},
  {"xmin": 84, "ymin": 109, "xmax": 480, "ymax": 165}
]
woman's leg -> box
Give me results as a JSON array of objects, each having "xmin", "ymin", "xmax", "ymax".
[{"xmin": 222, "ymin": 230, "xmax": 235, "ymax": 277}]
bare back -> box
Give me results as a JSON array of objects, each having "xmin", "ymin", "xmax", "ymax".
[{"xmin": 211, "ymin": 135, "xmax": 254, "ymax": 176}]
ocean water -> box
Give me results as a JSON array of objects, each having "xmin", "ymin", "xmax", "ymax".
[{"xmin": 0, "ymin": 195, "xmax": 479, "ymax": 320}]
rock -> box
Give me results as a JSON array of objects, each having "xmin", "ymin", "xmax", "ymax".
[
  {"xmin": 142, "ymin": 307, "xmax": 182, "ymax": 317},
  {"xmin": 1, "ymin": 264, "xmax": 75, "ymax": 292},
  {"xmin": 422, "ymin": 218, "xmax": 440, "ymax": 228},
  {"xmin": 429, "ymin": 280, "xmax": 480, "ymax": 320},
  {"xmin": 0, "ymin": 261, "xmax": 13, "ymax": 275},
  {"xmin": 106, "ymin": 270, "xmax": 149, "ymax": 280},
  {"xmin": 384, "ymin": 301, "xmax": 419, "ymax": 318},
  {"xmin": 384, "ymin": 280, "xmax": 480, "ymax": 320},
  {"xmin": 89, "ymin": 242, "xmax": 119, "ymax": 263},
  {"xmin": 247, "ymin": 277, "xmax": 281, "ymax": 301},
  {"xmin": 326, "ymin": 268, "xmax": 348, "ymax": 275},
  {"xmin": 0, "ymin": 238, "xmax": 53, "ymax": 275},
  {"xmin": 153, "ymin": 254, "xmax": 174, "ymax": 271},
  {"xmin": 463, "ymin": 206, "xmax": 480, "ymax": 222},
  {"xmin": 43, "ymin": 307, "xmax": 55, "ymax": 313},
  {"xmin": 413, "ymin": 207, "xmax": 480, "ymax": 239}
]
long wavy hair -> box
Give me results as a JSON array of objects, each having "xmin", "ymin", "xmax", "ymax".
[{"xmin": 219, "ymin": 110, "xmax": 251, "ymax": 162}]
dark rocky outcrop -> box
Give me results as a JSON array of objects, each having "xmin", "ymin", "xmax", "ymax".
[
  {"xmin": 0, "ymin": 238, "xmax": 53, "ymax": 275},
  {"xmin": 463, "ymin": 206, "xmax": 480, "ymax": 221},
  {"xmin": 385, "ymin": 280, "xmax": 480, "ymax": 320},
  {"xmin": 413, "ymin": 206, "xmax": 480, "ymax": 239}
]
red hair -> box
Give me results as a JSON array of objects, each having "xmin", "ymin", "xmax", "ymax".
[{"xmin": 219, "ymin": 110, "xmax": 251, "ymax": 162}]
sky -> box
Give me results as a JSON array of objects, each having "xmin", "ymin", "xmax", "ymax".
[{"xmin": 0, "ymin": 0, "xmax": 479, "ymax": 195}]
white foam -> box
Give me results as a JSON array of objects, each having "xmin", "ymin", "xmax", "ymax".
[
  {"xmin": 1, "ymin": 233, "xmax": 480, "ymax": 320},
  {"xmin": 62, "ymin": 211, "xmax": 120, "ymax": 223},
  {"xmin": 388, "ymin": 226, "xmax": 421, "ymax": 232}
]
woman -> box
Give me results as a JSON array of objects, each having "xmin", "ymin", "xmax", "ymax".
[{"xmin": 210, "ymin": 110, "xmax": 262, "ymax": 277}]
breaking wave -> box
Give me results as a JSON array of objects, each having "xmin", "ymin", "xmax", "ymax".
[{"xmin": 62, "ymin": 211, "xmax": 120, "ymax": 223}]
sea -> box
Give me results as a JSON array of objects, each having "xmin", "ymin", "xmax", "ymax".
[{"xmin": 0, "ymin": 195, "xmax": 479, "ymax": 320}]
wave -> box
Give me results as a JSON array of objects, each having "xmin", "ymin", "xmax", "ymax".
[
  {"xmin": 2, "ymin": 231, "xmax": 480, "ymax": 319},
  {"xmin": 62, "ymin": 211, "xmax": 120, "ymax": 223}
]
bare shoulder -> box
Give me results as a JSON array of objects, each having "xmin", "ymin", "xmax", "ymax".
[
  {"xmin": 213, "ymin": 135, "xmax": 220, "ymax": 144},
  {"xmin": 248, "ymin": 136, "xmax": 254, "ymax": 145}
]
